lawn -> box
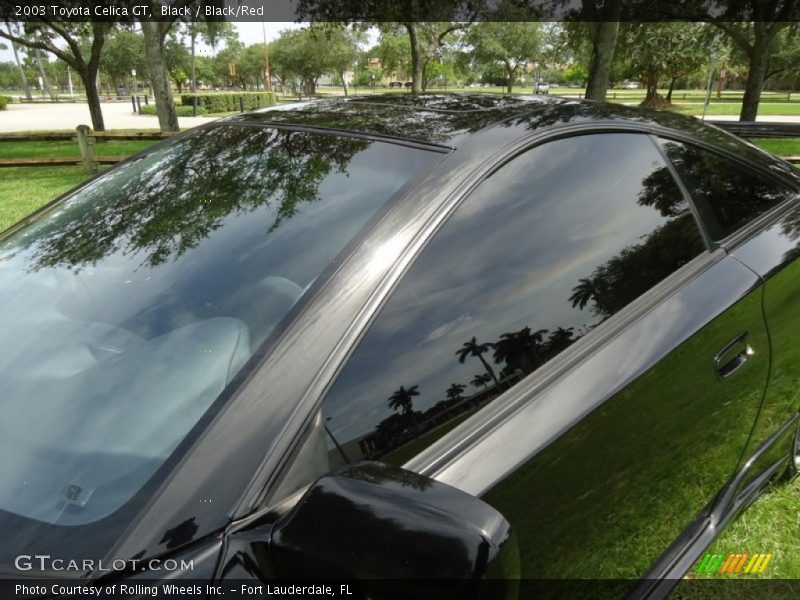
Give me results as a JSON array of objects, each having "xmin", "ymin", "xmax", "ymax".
[
  {"xmin": 0, "ymin": 139, "xmax": 155, "ymax": 160},
  {"xmin": 0, "ymin": 166, "xmax": 96, "ymax": 231}
]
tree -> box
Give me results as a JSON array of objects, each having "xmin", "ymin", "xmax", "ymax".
[
  {"xmin": 446, "ymin": 383, "xmax": 466, "ymax": 402},
  {"xmin": 456, "ymin": 336, "xmax": 501, "ymax": 390},
  {"xmin": 101, "ymin": 29, "xmax": 147, "ymax": 90},
  {"xmin": 546, "ymin": 327, "xmax": 576, "ymax": 355},
  {"xmin": 400, "ymin": 22, "xmax": 465, "ymax": 92},
  {"xmin": 714, "ymin": 20, "xmax": 795, "ymax": 121},
  {"xmin": 470, "ymin": 373, "xmax": 492, "ymax": 390},
  {"xmin": 624, "ymin": 23, "xmax": 707, "ymax": 108},
  {"xmin": 140, "ymin": 20, "xmax": 179, "ymax": 132},
  {"xmin": 581, "ymin": 0, "xmax": 623, "ymax": 101},
  {"xmin": 467, "ymin": 23, "xmax": 542, "ymax": 93},
  {"xmin": 3, "ymin": 24, "xmax": 32, "ymax": 100},
  {"xmin": 0, "ymin": 22, "xmax": 112, "ymax": 130},
  {"xmin": 269, "ymin": 27, "xmax": 358, "ymax": 96}
]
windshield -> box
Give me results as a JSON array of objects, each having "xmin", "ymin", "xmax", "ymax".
[{"xmin": 0, "ymin": 124, "xmax": 436, "ymax": 564}]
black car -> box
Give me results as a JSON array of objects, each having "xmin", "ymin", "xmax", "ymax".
[{"xmin": 2, "ymin": 94, "xmax": 799, "ymax": 597}]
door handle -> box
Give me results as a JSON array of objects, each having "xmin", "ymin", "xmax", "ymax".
[{"xmin": 714, "ymin": 332, "xmax": 753, "ymax": 379}]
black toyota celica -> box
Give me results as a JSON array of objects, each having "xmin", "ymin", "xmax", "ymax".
[{"xmin": 1, "ymin": 94, "xmax": 799, "ymax": 598}]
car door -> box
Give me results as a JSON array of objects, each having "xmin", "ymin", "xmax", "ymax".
[
  {"xmin": 656, "ymin": 136, "xmax": 800, "ymax": 505},
  {"xmin": 302, "ymin": 131, "xmax": 769, "ymax": 582}
]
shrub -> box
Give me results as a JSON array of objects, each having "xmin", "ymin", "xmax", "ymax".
[
  {"xmin": 180, "ymin": 92, "xmax": 277, "ymax": 113},
  {"xmin": 0, "ymin": 96, "xmax": 11, "ymax": 110},
  {"xmin": 139, "ymin": 104, "xmax": 207, "ymax": 116}
]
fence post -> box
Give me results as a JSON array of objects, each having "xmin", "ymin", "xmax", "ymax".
[
  {"xmin": 136, "ymin": 95, "xmax": 142, "ymax": 113},
  {"xmin": 75, "ymin": 124, "xmax": 96, "ymax": 173},
  {"xmin": 192, "ymin": 95, "xmax": 197, "ymax": 117},
  {"xmin": 239, "ymin": 95, "xmax": 244, "ymax": 112},
  {"xmin": 131, "ymin": 95, "xmax": 137, "ymax": 113},
  {"xmin": 144, "ymin": 95, "xmax": 149, "ymax": 105}
]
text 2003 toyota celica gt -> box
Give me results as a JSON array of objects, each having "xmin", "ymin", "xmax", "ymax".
[{"xmin": 1, "ymin": 94, "xmax": 799, "ymax": 598}]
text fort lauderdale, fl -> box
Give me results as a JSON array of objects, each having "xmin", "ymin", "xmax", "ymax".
[{"xmin": 17, "ymin": 584, "xmax": 353, "ymax": 596}]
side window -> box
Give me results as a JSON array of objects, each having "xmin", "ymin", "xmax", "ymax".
[
  {"xmin": 658, "ymin": 138, "xmax": 797, "ymax": 240},
  {"xmin": 321, "ymin": 133, "xmax": 706, "ymax": 469}
]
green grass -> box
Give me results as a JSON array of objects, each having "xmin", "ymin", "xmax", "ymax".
[
  {"xmin": 0, "ymin": 166, "xmax": 95, "ymax": 231},
  {"xmin": 700, "ymin": 478, "xmax": 800, "ymax": 579},
  {"xmin": 0, "ymin": 139, "xmax": 155, "ymax": 160},
  {"xmin": 750, "ymin": 138, "xmax": 800, "ymax": 157},
  {"xmin": 672, "ymin": 103, "xmax": 800, "ymax": 117}
]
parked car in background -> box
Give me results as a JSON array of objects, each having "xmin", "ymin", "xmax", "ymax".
[
  {"xmin": 622, "ymin": 79, "xmax": 641, "ymax": 89},
  {"xmin": 535, "ymin": 80, "xmax": 550, "ymax": 94},
  {"xmin": 1, "ymin": 94, "xmax": 799, "ymax": 598},
  {"xmin": 388, "ymin": 81, "xmax": 404, "ymax": 88}
]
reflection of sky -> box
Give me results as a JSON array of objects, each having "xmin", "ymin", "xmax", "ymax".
[{"xmin": 324, "ymin": 133, "xmax": 683, "ymax": 444}]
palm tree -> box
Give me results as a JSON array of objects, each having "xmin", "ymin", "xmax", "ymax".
[
  {"xmin": 446, "ymin": 383, "xmax": 466, "ymax": 403},
  {"xmin": 569, "ymin": 277, "xmax": 598, "ymax": 310},
  {"xmin": 387, "ymin": 385, "xmax": 420, "ymax": 417},
  {"xmin": 493, "ymin": 326, "xmax": 549, "ymax": 374},
  {"xmin": 456, "ymin": 336, "xmax": 501, "ymax": 390},
  {"xmin": 546, "ymin": 327, "xmax": 576, "ymax": 355},
  {"xmin": 470, "ymin": 373, "xmax": 491, "ymax": 390}
]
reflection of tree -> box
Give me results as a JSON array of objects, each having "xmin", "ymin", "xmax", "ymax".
[
  {"xmin": 445, "ymin": 383, "xmax": 466, "ymax": 402},
  {"xmin": 24, "ymin": 126, "xmax": 370, "ymax": 271},
  {"xmin": 546, "ymin": 327, "xmax": 575, "ymax": 355},
  {"xmin": 470, "ymin": 373, "xmax": 492, "ymax": 391},
  {"xmin": 456, "ymin": 336, "xmax": 501, "ymax": 390},
  {"xmin": 493, "ymin": 326, "xmax": 548, "ymax": 375},
  {"xmin": 569, "ymin": 215, "xmax": 703, "ymax": 318},
  {"xmin": 387, "ymin": 384, "xmax": 420, "ymax": 433}
]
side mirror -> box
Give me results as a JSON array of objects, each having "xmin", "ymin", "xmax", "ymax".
[{"xmin": 270, "ymin": 462, "xmax": 518, "ymax": 599}]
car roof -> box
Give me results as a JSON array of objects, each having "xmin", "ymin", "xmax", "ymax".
[
  {"xmin": 222, "ymin": 93, "xmax": 798, "ymax": 183},
  {"xmin": 224, "ymin": 93, "xmax": 568, "ymax": 148}
]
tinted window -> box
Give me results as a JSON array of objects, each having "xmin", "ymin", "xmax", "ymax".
[
  {"xmin": 0, "ymin": 125, "xmax": 435, "ymax": 563},
  {"xmin": 658, "ymin": 138, "xmax": 797, "ymax": 240},
  {"xmin": 320, "ymin": 133, "xmax": 705, "ymax": 469}
]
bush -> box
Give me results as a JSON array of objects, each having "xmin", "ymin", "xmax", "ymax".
[
  {"xmin": 139, "ymin": 104, "xmax": 207, "ymax": 116},
  {"xmin": 180, "ymin": 92, "xmax": 277, "ymax": 113},
  {"xmin": 0, "ymin": 96, "xmax": 11, "ymax": 110}
]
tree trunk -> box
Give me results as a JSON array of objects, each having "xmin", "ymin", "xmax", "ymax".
[
  {"xmin": 585, "ymin": 20, "xmax": 620, "ymax": 102},
  {"xmin": 405, "ymin": 23, "xmax": 423, "ymax": 94},
  {"xmin": 340, "ymin": 70, "xmax": 348, "ymax": 96},
  {"xmin": 740, "ymin": 35, "xmax": 770, "ymax": 122},
  {"xmin": 34, "ymin": 48, "xmax": 55, "ymax": 100},
  {"xmin": 6, "ymin": 24, "xmax": 32, "ymax": 100},
  {"xmin": 506, "ymin": 64, "xmax": 514, "ymax": 93},
  {"xmin": 478, "ymin": 354, "xmax": 502, "ymax": 392},
  {"xmin": 80, "ymin": 66, "xmax": 105, "ymax": 131},
  {"xmin": 641, "ymin": 80, "xmax": 659, "ymax": 108},
  {"xmin": 141, "ymin": 21, "xmax": 179, "ymax": 132},
  {"xmin": 190, "ymin": 28, "xmax": 197, "ymax": 93},
  {"xmin": 665, "ymin": 77, "xmax": 676, "ymax": 103}
]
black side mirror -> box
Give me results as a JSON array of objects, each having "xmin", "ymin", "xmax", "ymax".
[{"xmin": 270, "ymin": 461, "xmax": 518, "ymax": 599}]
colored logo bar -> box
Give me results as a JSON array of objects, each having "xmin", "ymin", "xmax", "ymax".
[{"xmin": 696, "ymin": 552, "xmax": 773, "ymax": 574}]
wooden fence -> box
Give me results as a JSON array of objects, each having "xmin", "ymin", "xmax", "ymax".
[{"xmin": 0, "ymin": 126, "xmax": 174, "ymax": 171}]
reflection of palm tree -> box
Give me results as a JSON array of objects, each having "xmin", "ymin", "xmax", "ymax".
[
  {"xmin": 569, "ymin": 278, "xmax": 598, "ymax": 311},
  {"xmin": 456, "ymin": 336, "xmax": 501, "ymax": 390},
  {"xmin": 493, "ymin": 326, "xmax": 548, "ymax": 374},
  {"xmin": 446, "ymin": 383, "xmax": 466, "ymax": 402},
  {"xmin": 547, "ymin": 327, "xmax": 576, "ymax": 355},
  {"xmin": 470, "ymin": 373, "xmax": 491, "ymax": 390},
  {"xmin": 388, "ymin": 385, "xmax": 420, "ymax": 417}
]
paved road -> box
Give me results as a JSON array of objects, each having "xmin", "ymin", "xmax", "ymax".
[
  {"xmin": 1, "ymin": 99, "xmax": 798, "ymax": 133},
  {"xmin": 0, "ymin": 100, "xmax": 218, "ymax": 132}
]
